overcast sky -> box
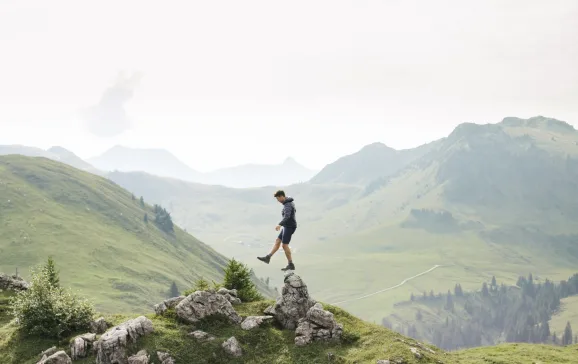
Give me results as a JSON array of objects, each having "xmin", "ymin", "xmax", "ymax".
[{"xmin": 1, "ymin": 0, "xmax": 577, "ymax": 172}]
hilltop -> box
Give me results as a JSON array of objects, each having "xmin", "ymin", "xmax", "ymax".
[
  {"xmin": 104, "ymin": 116, "xmax": 578, "ymax": 327},
  {"xmin": 0, "ymin": 155, "xmax": 274, "ymax": 314},
  {"xmin": 0, "ymin": 145, "xmax": 100, "ymax": 175}
]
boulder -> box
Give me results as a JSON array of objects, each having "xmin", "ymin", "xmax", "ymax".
[
  {"xmin": 128, "ymin": 350, "xmax": 150, "ymax": 364},
  {"xmin": 189, "ymin": 330, "xmax": 216, "ymax": 342},
  {"xmin": 157, "ymin": 351, "xmax": 176, "ymax": 364},
  {"xmin": 37, "ymin": 350, "xmax": 72, "ymax": 364},
  {"xmin": 294, "ymin": 303, "xmax": 343, "ymax": 346},
  {"xmin": 175, "ymin": 290, "xmax": 242, "ymax": 324},
  {"xmin": 39, "ymin": 347, "xmax": 58, "ymax": 360},
  {"xmin": 90, "ymin": 317, "xmax": 109, "ymax": 334},
  {"xmin": 0, "ymin": 273, "xmax": 29, "ymax": 291},
  {"xmin": 217, "ymin": 288, "xmax": 242, "ymax": 305},
  {"xmin": 222, "ymin": 336, "xmax": 243, "ymax": 357},
  {"xmin": 154, "ymin": 296, "xmax": 186, "ymax": 315},
  {"xmin": 264, "ymin": 272, "xmax": 316, "ymax": 329},
  {"xmin": 70, "ymin": 333, "xmax": 97, "ymax": 360},
  {"xmin": 241, "ymin": 316, "xmax": 273, "ymax": 330},
  {"xmin": 95, "ymin": 316, "xmax": 154, "ymax": 364}
]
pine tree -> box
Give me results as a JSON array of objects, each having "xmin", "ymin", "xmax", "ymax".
[
  {"xmin": 144, "ymin": 213, "xmax": 148, "ymax": 223},
  {"xmin": 131, "ymin": 193, "xmax": 135, "ymax": 201},
  {"xmin": 410, "ymin": 293, "xmax": 415, "ymax": 301},
  {"xmin": 168, "ymin": 281, "xmax": 179, "ymax": 298},
  {"xmin": 223, "ymin": 258, "xmax": 263, "ymax": 302},
  {"xmin": 562, "ymin": 321, "xmax": 573, "ymax": 346},
  {"xmin": 491, "ymin": 276, "xmax": 497, "ymax": 287},
  {"xmin": 140, "ymin": 196, "xmax": 145, "ymax": 207},
  {"xmin": 482, "ymin": 282, "xmax": 489, "ymax": 297},
  {"xmin": 445, "ymin": 290, "xmax": 454, "ymax": 310},
  {"xmin": 43, "ymin": 256, "xmax": 60, "ymax": 289},
  {"xmin": 416, "ymin": 310, "xmax": 423, "ymax": 321}
]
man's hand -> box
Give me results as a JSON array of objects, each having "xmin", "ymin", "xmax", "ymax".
[{"xmin": 275, "ymin": 225, "xmax": 281, "ymax": 231}]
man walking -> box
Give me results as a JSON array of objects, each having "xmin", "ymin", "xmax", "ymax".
[{"xmin": 258, "ymin": 190, "xmax": 297, "ymax": 271}]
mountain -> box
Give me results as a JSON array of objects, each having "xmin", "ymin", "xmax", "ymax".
[
  {"xmin": 0, "ymin": 145, "xmax": 101, "ymax": 175},
  {"xmin": 204, "ymin": 157, "xmax": 317, "ymax": 188},
  {"xmin": 87, "ymin": 145, "xmax": 204, "ymax": 182},
  {"xmin": 104, "ymin": 115, "xmax": 578, "ymax": 328},
  {"xmin": 0, "ymin": 155, "xmax": 241, "ymax": 313},
  {"xmin": 309, "ymin": 141, "xmax": 440, "ymax": 185}
]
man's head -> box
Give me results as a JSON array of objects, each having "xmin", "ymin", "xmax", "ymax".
[{"xmin": 274, "ymin": 189, "xmax": 286, "ymax": 203}]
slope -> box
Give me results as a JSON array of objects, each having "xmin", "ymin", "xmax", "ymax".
[
  {"xmin": 0, "ymin": 155, "xmax": 230, "ymax": 313},
  {"xmin": 0, "ymin": 145, "xmax": 101, "ymax": 175}
]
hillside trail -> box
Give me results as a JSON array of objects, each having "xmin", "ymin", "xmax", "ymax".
[{"xmin": 330, "ymin": 264, "xmax": 451, "ymax": 305}]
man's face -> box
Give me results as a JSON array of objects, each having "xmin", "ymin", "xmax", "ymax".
[{"xmin": 276, "ymin": 196, "xmax": 285, "ymax": 203}]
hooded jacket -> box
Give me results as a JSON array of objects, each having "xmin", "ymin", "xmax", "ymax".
[{"xmin": 278, "ymin": 197, "xmax": 297, "ymax": 228}]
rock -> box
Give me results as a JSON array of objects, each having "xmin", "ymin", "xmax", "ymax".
[
  {"xmin": 39, "ymin": 346, "xmax": 58, "ymax": 359},
  {"xmin": 154, "ymin": 296, "xmax": 186, "ymax": 315},
  {"xmin": 241, "ymin": 316, "xmax": 273, "ymax": 330},
  {"xmin": 410, "ymin": 347, "xmax": 422, "ymax": 359},
  {"xmin": 95, "ymin": 316, "xmax": 154, "ymax": 364},
  {"xmin": 294, "ymin": 303, "xmax": 343, "ymax": 346},
  {"xmin": 90, "ymin": 317, "xmax": 109, "ymax": 334},
  {"xmin": 37, "ymin": 350, "xmax": 72, "ymax": 364},
  {"xmin": 157, "ymin": 351, "xmax": 176, "ymax": 364},
  {"xmin": 70, "ymin": 333, "xmax": 97, "ymax": 360},
  {"xmin": 376, "ymin": 361, "xmax": 390, "ymax": 364},
  {"xmin": 128, "ymin": 350, "xmax": 150, "ymax": 364},
  {"xmin": 217, "ymin": 288, "xmax": 242, "ymax": 305},
  {"xmin": 175, "ymin": 290, "xmax": 242, "ymax": 324},
  {"xmin": 0, "ymin": 273, "xmax": 29, "ymax": 291},
  {"xmin": 222, "ymin": 336, "xmax": 243, "ymax": 357},
  {"xmin": 189, "ymin": 330, "xmax": 216, "ymax": 342},
  {"xmin": 264, "ymin": 272, "xmax": 316, "ymax": 330}
]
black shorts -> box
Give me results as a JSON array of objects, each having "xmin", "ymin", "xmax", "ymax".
[{"xmin": 278, "ymin": 227, "xmax": 296, "ymax": 244}]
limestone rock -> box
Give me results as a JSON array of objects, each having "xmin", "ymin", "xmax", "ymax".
[
  {"xmin": 264, "ymin": 272, "xmax": 316, "ymax": 329},
  {"xmin": 95, "ymin": 316, "xmax": 154, "ymax": 364},
  {"xmin": 175, "ymin": 290, "xmax": 242, "ymax": 324},
  {"xmin": 241, "ymin": 316, "xmax": 273, "ymax": 330},
  {"xmin": 0, "ymin": 273, "xmax": 29, "ymax": 291},
  {"xmin": 70, "ymin": 333, "xmax": 97, "ymax": 360},
  {"xmin": 128, "ymin": 350, "xmax": 150, "ymax": 364},
  {"xmin": 154, "ymin": 296, "xmax": 186, "ymax": 315},
  {"xmin": 217, "ymin": 288, "xmax": 242, "ymax": 305},
  {"xmin": 157, "ymin": 351, "xmax": 176, "ymax": 364},
  {"xmin": 189, "ymin": 330, "xmax": 216, "ymax": 342},
  {"xmin": 39, "ymin": 346, "xmax": 58, "ymax": 360},
  {"xmin": 90, "ymin": 317, "xmax": 109, "ymax": 334},
  {"xmin": 376, "ymin": 361, "xmax": 390, "ymax": 364},
  {"xmin": 294, "ymin": 303, "xmax": 343, "ymax": 346},
  {"xmin": 410, "ymin": 347, "xmax": 422, "ymax": 359},
  {"xmin": 222, "ymin": 336, "xmax": 243, "ymax": 357},
  {"xmin": 37, "ymin": 350, "xmax": 72, "ymax": 364}
]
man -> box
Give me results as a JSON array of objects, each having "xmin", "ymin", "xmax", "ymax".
[{"xmin": 257, "ymin": 190, "xmax": 297, "ymax": 271}]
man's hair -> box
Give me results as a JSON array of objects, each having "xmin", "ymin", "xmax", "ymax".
[{"xmin": 274, "ymin": 190, "xmax": 285, "ymax": 197}]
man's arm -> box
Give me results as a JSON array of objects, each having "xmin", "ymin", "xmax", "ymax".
[{"xmin": 278, "ymin": 203, "xmax": 293, "ymax": 226}]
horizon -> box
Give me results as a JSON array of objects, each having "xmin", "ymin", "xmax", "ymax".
[{"xmin": 1, "ymin": 0, "xmax": 577, "ymax": 172}]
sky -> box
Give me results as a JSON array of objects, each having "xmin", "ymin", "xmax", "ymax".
[{"xmin": 1, "ymin": 0, "xmax": 577, "ymax": 172}]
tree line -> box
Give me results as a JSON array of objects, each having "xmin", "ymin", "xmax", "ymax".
[{"xmin": 383, "ymin": 272, "xmax": 578, "ymax": 350}]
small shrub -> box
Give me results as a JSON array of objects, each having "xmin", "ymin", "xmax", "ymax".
[
  {"xmin": 10, "ymin": 260, "xmax": 95, "ymax": 338},
  {"xmin": 223, "ymin": 259, "xmax": 263, "ymax": 302},
  {"xmin": 183, "ymin": 277, "xmax": 211, "ymax": 296}
]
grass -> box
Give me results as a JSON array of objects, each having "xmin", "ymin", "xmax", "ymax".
[
  {"xmin": 549, "ymin": 296, "xmax": 578, "ymax": 336},
  {"xmin": 0, "ymin": 155, "xmax": 278, "ymax": 314}
]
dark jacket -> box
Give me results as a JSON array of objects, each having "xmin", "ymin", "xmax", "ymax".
[{"xmin": 279, "ymin": 197, "xmax": 297, "ymax": 228}]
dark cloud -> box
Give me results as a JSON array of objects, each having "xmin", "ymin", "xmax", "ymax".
[{"xmin": 83, "ymin": 71, "xmax": 143, "ymax": 138}]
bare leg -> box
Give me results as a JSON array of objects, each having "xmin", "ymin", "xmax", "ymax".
[
  {"xmin": 268, "ymin": 238, "xmax": 282, "ymax": 256},
  {"xmin": 282, "ymin": 243, "xmax": 292, "ymax": 262}
]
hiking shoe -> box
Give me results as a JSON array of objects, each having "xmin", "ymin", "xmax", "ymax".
[
  {"xmin": 281, "ymin": 262, "xmax": 295, "ymax": 271},
  {"xmin": 257, "ymin": 255, "xmax": 270, "ymax": 264}
]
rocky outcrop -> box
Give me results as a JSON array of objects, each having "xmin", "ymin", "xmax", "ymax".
[
  {"xmin": 70, "ymin": 333, "xmax": 97, "ymax": 360},
  {"xmin": 217, "ymin": 288, "xmax": 242, "ymax": 305},
  {"xmin": 0, "ymin": 273, "xmax": 29, "ymax": 291},
  {"xmin": 157, "ymin": 351, "xmax": 176, "ymax": 364},
  {"xmin": 264, "ymin": 272, "xmax": 316, "ymax": 329},
  {"xmin": 154, "ymin": 296, "xmax": 185, "ymax": 315},
  {"xmin": 189, "ymin": 330, "xmax": 216, "ymax": 342},
  {"xmin": 222, "ymin": 336, "xmax": 243, "ymax": 357},
  {"xmin": 37, "ymin": 350, "xmax": 72, "ymax": 364},
  {"xmin": 39, "ymin": 347, "xmax": 58, "ymax": 360},
  {"xmin": 294, "ymin": 303, "xmax": 343, "ymax": 346},
  {"xmin": 175, "ymin": 290, "xmax": 242, "ymax": 324},
  {"xmin": 95, "ymin": 316, "xmax": 154, "ymax": 364},
  {"xmin": 90, "ymin": 317, "xmax": 110, "ymax": 334},
  {"xmin": 128, "ymin": 350, "xmax": 150, "ymax": 364},
  {"xmin": 241, "ymin": 316, "xmax": 273, "ymax": 330}
]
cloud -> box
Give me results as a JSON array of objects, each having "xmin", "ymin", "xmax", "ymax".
[{"xmin": 82, "ymin": 71, "xmax": 143, "ymax": 138}]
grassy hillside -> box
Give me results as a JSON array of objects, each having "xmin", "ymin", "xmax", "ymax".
[
  {"xmin": 1, "ymin": 288, "xmax": 577, "ymax": 364},
  {"xmin": 106, "ymin": 116, "xmax": 578, "ymax": 327},
  {"xmin": 0, "ymin": 155, "xmax": 237, "ymax": 313}
]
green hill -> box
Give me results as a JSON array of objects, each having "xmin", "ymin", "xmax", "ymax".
[
  {"xmin": 104, "ymin": 116, "xmax": 578, "ymax": 329},
  {"xmin": 0, "ymin": 155, "xmax": 271, "ymax": 314}
]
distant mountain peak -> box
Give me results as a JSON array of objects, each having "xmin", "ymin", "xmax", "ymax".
[{"xmin": 500, "ymin": 116, "xmax": 575, "ymax": 133}]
